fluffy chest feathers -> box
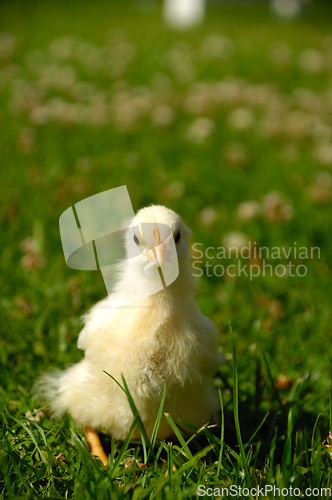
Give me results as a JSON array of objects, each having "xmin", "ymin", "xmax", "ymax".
[
  {"xmin": 130, "ymin": 318, "xmax": 198, "ymax": 385},
  {"xmin": 82, "ymin": 294, "xmax": 201, "ymax": 388}
]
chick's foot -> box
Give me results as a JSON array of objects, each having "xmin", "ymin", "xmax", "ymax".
[{"xmin": 84, "ymin": 427, "xmax": 108, "ymax": 467}]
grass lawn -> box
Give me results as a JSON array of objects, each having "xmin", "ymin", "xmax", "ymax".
[{"xmin": 1, "ymin": 0, "xmax": 332, "ymax": 498}]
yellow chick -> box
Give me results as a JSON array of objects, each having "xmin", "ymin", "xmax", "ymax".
[{"xmin": 37, "ymin": 205, "xmax": 222, "ymax": 465}]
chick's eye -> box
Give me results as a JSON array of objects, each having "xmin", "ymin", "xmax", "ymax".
[
  {"xmin": 133, "ymin": 234, "xmax": 140, "ymax": 245},
  {"xmin": 175, "ymin": 231, "xmax": 181, "ymax": 244}
]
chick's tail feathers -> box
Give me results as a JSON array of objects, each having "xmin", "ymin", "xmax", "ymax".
[{"xmin": 33, "ymin": 369, "xmax": 67, "ymax": 417}]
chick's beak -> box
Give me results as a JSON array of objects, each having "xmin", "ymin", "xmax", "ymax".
[
  {"xmin": 143, "ymin": 224, "xmax": 174, "ymax": 267},
  {"xmin": 146, "ymin": 241, "xmax": 174, "ymax": 267}
]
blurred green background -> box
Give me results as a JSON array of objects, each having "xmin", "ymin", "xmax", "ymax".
[{"xmin": 1, "ymin": 0, "xmax": 332, "ymax": 494}]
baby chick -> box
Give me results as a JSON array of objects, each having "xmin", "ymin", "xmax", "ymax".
[{"xmin": 37, "ymin": 205, "xmax": 221, "ymax": 465}]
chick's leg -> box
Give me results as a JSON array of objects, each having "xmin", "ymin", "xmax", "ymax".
[{"xmin": 84, "ymin": 427, "xmax": 108, "ymax": 466}]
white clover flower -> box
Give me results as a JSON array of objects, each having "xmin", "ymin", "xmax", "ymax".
[
  {"xmin": 86, "ymin": 101, "xmax": 109, "ymax": 126},
  {"xmin": 314, "ymin": 143, "xmax": 332, "ymax": 166},
  {"xmin": 236, "ymin": 201, "xmax": 261, "ymax": 221},
  {"xmin": 224, "ymin": 143, "xmax": 248, "ymax": 168},
  {"xmin": 284, "ymin": 110, "xmax": 309, "ymax": 140},
  {"xmin": 310, "ymin": 120, "xmax": 332, "ymax": 142},
  {"xmin": 227, "ymin": 107, "xmax": 255, "ymax": 131},
  {"xmin": 260, "ymin": 113, "xmax": 284, "ymax": 138},
  {"xmin": 10, "ymin": 81, "xmax": 43, "ymax": 114},
  {"xmin": 111, "ymin": 91, "xmax": 138, "ymax": 130},
  {"xmin": 29, "ymin": 105, "xmax": 50, "ymax": 125},
  {"xmin": 307, "ymin": 172, "xmax": 332, "ymax": 203},
  {"xmin": 293, "ymin": 88, "xmax": 322, "ymax": 114},
  {"xmin": 299, "ymin": 49, "xmax": 325, "ymax": 74},
  {"xmin": 243, "ymin": 84, "xmax": 275, "ymax": 107},
  {"xmin": 262, "ymin": 191, "xmax": 294, "ymax": 222},
  {"xmin": 70, "ymin": 81, "xmax": 95, "ymax": 102},
  {"xmin": 166, "ymin": 43, "xmax": 196, "ymax": 83},
  {"xmin": 53, "ymin": 65, "xmax": 77, "ymax": 90},
  {"xmin": 222, "ymin": 231, "xmax": 250, "ymax": 253},
  {"xmin": 131, "ymin": 86, "xmax": 153, "ymax": 115},
  {"xmin": 167, "ymin": 181, "xmax": 185, "ymax": 198},
  {"xmin": 151, "ymin": 104, "xmax": 174, "ymax": 127},
  {"xmin": 213, "ymin": 79, "xmax": 243, "ymax": 105},
  {"xmin": 199, "ymin": 207, "xmax": 217, "ymax": 226},
  {"xmin": 186, "ymin": 117, "xmax": 215, "ymax": 143},
  {"xmin": 183, "ymin": 82, "xmax": 213, "ymax": 115},
  {"xmin": 48, "ymin": 36, "xmax": 77, "ymax": 61}
]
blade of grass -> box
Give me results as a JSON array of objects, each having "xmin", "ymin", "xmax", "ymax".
[
  {"xmin": 29, "ymin": 419, "xmax": 56, "ymax": 472},
  {"xmin": 262, "ymin": 350, "xmax": 282, "ymax": 407},
  {"xmin": 11, "ymin": 415, "xmax": 49, "ymax": 467},
  {"xmin": 71, "ymin": 428, "xmax": 102, "ymax": 467},
  {"xmin": 121, "ymin": 373, "xmax": 151, "ymax": 463},
  {"xmin": 230, "ymin": 323, "xmax": 250, "ymax": 482},
  {"xmin": 111, "ymin": 415, "xmax": 139, "ymax": 476},
  {"xmin": 177, "ymin": 417, "xmax": 241, "ymax": 463},
  {"xmin": 176, "ymin": 419, "xmax": 199, "ymax": 432},
  {"xmin": 311, "ymin": 413, "xmax": 321, "ymax": 461},
  {"xmin": 329, "ymin": 391, "xmax": 332, "ymax": 432},
  {"xmin": 216, "ymin": 388, "xmax": 224, "ymax": 480},
  {"xmin": 148, "ymin": 382, "xmax": 167, "ymax": 462},
  {"xmin": 104, "ymin": 370, "xmax": 151, "ymax": 463},
  {"xmin": 282, "ymin": 407, "xmax": 293, "ymax": 480},
  {"xmin": 167, "ymin": 443, "xmax": 173, "ymax": 484},
  {"xmin": 164, "ymin": 412, "xmax": 193, "ymax": 459},
  {"xmin": 244, "ymin": 411, "xmax": 270, "ymax": 449},
  {"xmin": 155, "ymin": 439, "xmax": 166, "ymax": 465},
  {"xmin": 2, "ymin": 431, "xmax": 34, "ymax": 497},
  {"xmin": 141, "ymin": 445, "xmax": 214, "ymax": 500},
  {"xmin": 103, "ymin": 370, "xmax": 125, "ymax": 392}
]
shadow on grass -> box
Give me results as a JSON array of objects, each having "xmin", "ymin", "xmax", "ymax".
[{"xmin": 97, "ymin": 389, "xmax": 328, "ymax": 471}]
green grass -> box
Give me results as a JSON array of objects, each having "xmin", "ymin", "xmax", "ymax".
[{"xmin": 1, "ymin": 0, "xmax": 332, "ymax": 497}]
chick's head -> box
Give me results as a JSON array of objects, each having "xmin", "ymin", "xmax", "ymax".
[{"xmin": 124, "ymin": 205, "xmax": 192, "ymax": 279}]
